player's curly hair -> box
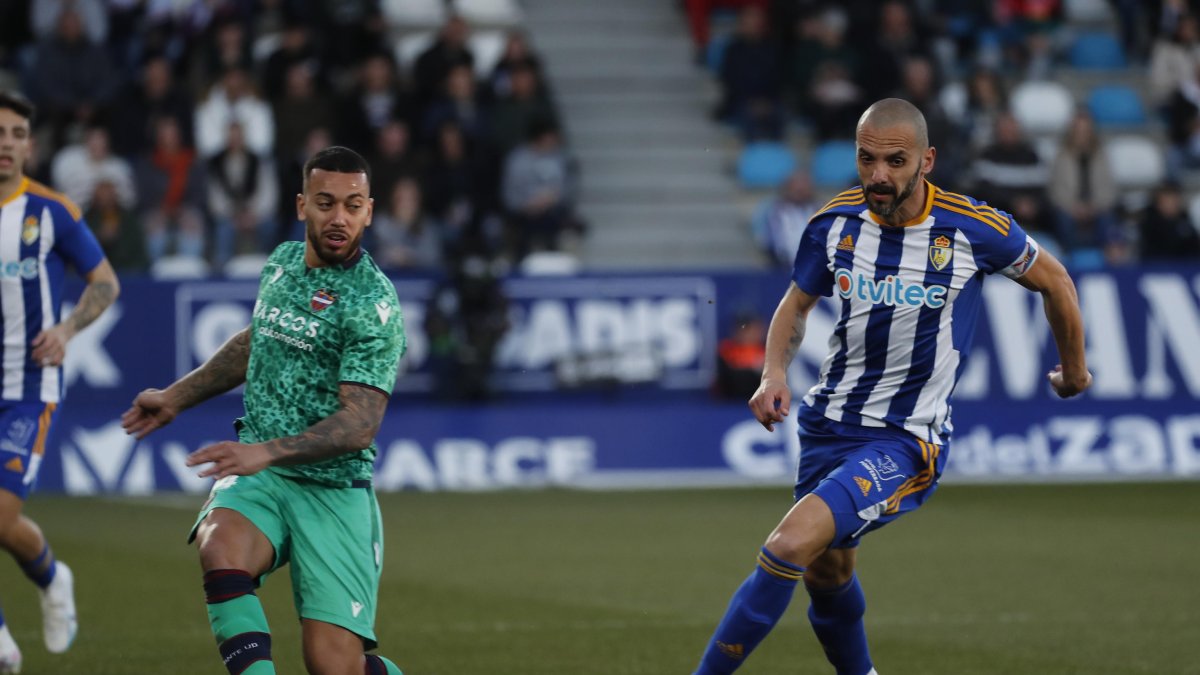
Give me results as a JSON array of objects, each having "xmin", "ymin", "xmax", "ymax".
[
  {"xmin": 0, "ymin": 90, "xmax": 35, "ymax": 122},
  {"xmin": 302, "ymin": 145, "xmax": 371, "ymax": 189}
]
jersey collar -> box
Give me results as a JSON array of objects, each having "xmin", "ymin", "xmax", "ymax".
[
  {"xmin": 0, "ymin": 177, "xmax": 29, "ymax": 207},
  {"xmin": 865, "ymin": 179, "xmax": 936, "ymax": 228},
  {"xmin": 301, "ymin": 245, "xmax": 365, "ymax": 274}
]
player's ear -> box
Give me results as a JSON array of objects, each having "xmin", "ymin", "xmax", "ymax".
[
  {"xmin": 295, "ymin": 192, "xmax": 305, "ymax": 221},
  {"xmin": 365, "ymin": 197, "xmax": 373, "ymax": 227},
  {"xmin": 923, "ymin": 145, "xmax": 936, "ymax": 177}
]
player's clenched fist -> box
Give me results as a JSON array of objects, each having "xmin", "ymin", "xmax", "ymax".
[{"xmin": 749, "ymin": 377, "xmax": 791, "ymax": 432}]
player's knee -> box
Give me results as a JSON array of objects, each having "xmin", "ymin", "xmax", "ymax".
[
  {"xmin": 804, "ymin": 558, "xmax": 854, "ymax": 588},
  {"xmin": 763, "ymin": 529, "xmax": 821, "ymax": 567}
]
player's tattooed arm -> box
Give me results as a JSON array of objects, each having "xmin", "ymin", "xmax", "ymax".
[
  {"xmin": 68, "ymin": 259, "xmax": 120, "ymax": 335},
  {"xmin": 168, "ymin": 327, "xmax": 252, "ymax": 409},
  {"xmin": 31, "ymin": 259, "xmax": 121, "ymax": 367},
  {"xmin": 762, "ymin": 282, "xmax": 821, "ymax": 380},
  {"xmin": 261, "ymin": 383, "xmax": 388, "ymax": 464}
]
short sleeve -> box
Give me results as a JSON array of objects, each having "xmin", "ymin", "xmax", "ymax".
[
  {"xmin": 791, "ymin": 219, "xmax": 834, "ymax": 297},
  {"xmin": 53, "ymin": 207, "xmax": 104, "ymax": 275},
  {"xmin": 338, "ymin": 294, "xmax": 408, "ymax": 394},
  {"xmin": 996, "ymin": 233, "xmax": 1040, "ymax": 279}
]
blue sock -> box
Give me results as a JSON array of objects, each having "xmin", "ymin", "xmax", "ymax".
[
  {"xmin": 695, "ymin": 547, "xmax": 805, "ymax": 674},
  {"xmin": 806, "ymin": 574, "xmax": 872, "ymax": 675},
  {"xmin": 21, "ymin": 544, "xmax": 56, "ymax": 589},
  {"xmin": 0, "ymin": 605, "xmax": 6, "ymax": 628}
]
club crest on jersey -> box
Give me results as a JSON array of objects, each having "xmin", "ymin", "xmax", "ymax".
[
  {"xmin": 929, "ymin": 234, "xmax": 953, "ymax": 271},
  {"xmin": 311, "ymin": 289, "xmax": 337, "ymax": 312},
  {"xmin": 21, "ymin": 215, "xmax": 39, "ymax": 246}
]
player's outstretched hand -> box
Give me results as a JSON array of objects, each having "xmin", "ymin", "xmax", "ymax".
[
  {"xmin": 1047, "ymin": 364, "xmax": 1092, "ymax": 399},
  {"xmin": 121, "ymin": 388, "xmax": 180, "ymax": 439},
  {"xmin": 749, "ymin": 377, "xmax": 791, "ymax": 432},
  {"xmin": 186, "ymin": 441, "xmax": 271, "ymax": 479}
]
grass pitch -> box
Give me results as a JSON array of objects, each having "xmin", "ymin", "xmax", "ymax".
[{"xmin": 1, "ymin": 482, "xmax": 1195, "ymax": 674}]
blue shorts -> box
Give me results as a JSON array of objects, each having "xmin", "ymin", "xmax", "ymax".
[
  {"xmin": 0, "ymin": 402, "xmax": 59, "ymax": 500},
  {"xmin": 795, "ymin": 407, "xmax": 947, "ymax": 549}
]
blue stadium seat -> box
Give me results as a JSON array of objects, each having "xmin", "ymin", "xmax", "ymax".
[
  {"xmin": 737, "ymin": 142, "xmax": 797, "ymax": 189},
  {"xmin": 1087, "ymin": 85, "xmax": 1147, "ymax": 127},
  {"xmin": 810, "ymin": 140, "xmax": 859, "ymax": 188},
  {"xmin": 1068, "ymin": 32, "xmax": 1126, "ymax": 69}
]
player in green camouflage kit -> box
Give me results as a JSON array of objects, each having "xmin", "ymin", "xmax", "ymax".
[{"xmin": 122, "ymin": 147, "xmax": 406, "ymax": 675}]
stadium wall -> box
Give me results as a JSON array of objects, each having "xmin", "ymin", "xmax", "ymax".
[{"xmin": 38, "ymin": 266, "xmax": 1200, "ymax": 494}]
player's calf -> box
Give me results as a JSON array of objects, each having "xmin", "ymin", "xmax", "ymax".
[{"xmin": 203, "ymin": 569, "xmax": 275, "ymax": 674}]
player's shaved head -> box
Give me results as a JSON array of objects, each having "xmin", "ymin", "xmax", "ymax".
[
  {"xmin": 303, "ymin": 145, "xmax": 371, "ymax": 191},
  {"xmin": 858, "ymin": 98, "xmax": 928, "ymax": 149}
]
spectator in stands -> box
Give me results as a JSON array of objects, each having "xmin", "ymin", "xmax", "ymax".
[
  {"xmin": 1149, "ymin": 13, "xmax": 1200, "ymax": 110},
  {"xmin": 370, "ymin": 118, "xmax": 422, "ymax": 201},
  {"xmin": 196, "ymin": 16, "xmax": 253, "ymax": 90},
  {"xmin": 425, "ymin": 121, "xmax": 492, "ymax": 243},
  {"xmin": 135, "ymin": 116, "xmax": 207, "ymax": 261},
  {"xmin": 806, "ymin": 59, "xmax": 863, "ymax": 141},
  {"xmin": 683, "ymin": 0, "xmax": 769, "ymax": 65},
  {"xmin": 714, "ymin": 311, "xmax": 767, "ymax": 401},
  {"xmin": 751, "ymin": 168, "xmax": 817, "ymax": 267},
  {"xmin": 716, "ymin": 5, "xmax": 785, "ymax": 140},
  {"xmin": 28, "ymin": 6, "xmax": 116, "ymax": 148},
  {"xmin": 272, "ymin": 62, "xmax": 335, "ymax": 170},
  {"xmin": 960, "ymin": 67, "xmax": 1008, "ymax": 151},
  {"xmin": 787, "ymin": 7, "xmax": 859, "ymax": 130},
  {"xmin": 893, "ymin": 54, "xmax": 962, "ymax": 190},
  {"xmin": 993, "ymin": 0, "xmax": 1062, "ymax": 80},
  {"xmin": 1048, "ymin": 111, "xmax": 1122, "ymax": 264},
  {"xmin": 502, "ymin": 118, "xmax": 579, "ymax": 262},
  {"xmin": 414, "ymin": 15, "xmax": 474, "ymax": 112},
  {"xmin": 195, "ymin": 65, "xmax": 274, "ymax": 159},
  {"xmin": 858, "ymin": 1, "xmax": 932, "ymax": 102},
  {"xmin": 337, "ymin": 51, "xmax": 415, "ymax": 155},
  {"xmin": 423, "ymin": 62, "xmax": 490, "ymax": 146},
  {"xmin": 85, "ymin": 179, "xmax": 148, "ymax": 273},
  {"xmin": 261, "ymin": 17, "xmax": 327, "ymax": 104},
  {"xmin": 1137, "ymin": 179, "xmax": 1200, "ymax": 260},
  {"xmin": 31, "ymin": 0, "xmax": 108, "ymax": 45},
  {"xmin": 51, "ymin": 125, "xmax": 136, "ymax": 213},
  {"xmin": 489, "ymin": 31, "xmax": 547, "ymax": 100},
  {"xmin": 370, "ymin": 176, "xmax": 442, "ymax": 271},
  {"xmin": 1164, "ymin": 60, "xmax": 1200, "ymax": 176},
  {"xmin": 109, "ymin": 55, "xmax": 195, "ymax": 159},
  {"xmin": 490, "ymin": 63, "xmax": 559, "ymax": 158},
  {"xmin": 313, "ymin": 0, "xmax": 389, "ymax": 68},
  {"xmin": 971, "ymin": 111, "xmax": 1058, "ymax": 244},
  {"xmin": 207, "ymin": 121, "xmax": 278, "ymax": 267}
]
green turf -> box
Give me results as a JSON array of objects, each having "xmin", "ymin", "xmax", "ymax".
[{"xmin": 0, "ymin": 482, "xmax": 1195, "ymax": 674}]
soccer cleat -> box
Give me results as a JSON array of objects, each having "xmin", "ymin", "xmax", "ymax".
[
  {"xmin": 0, "ymin": 624, "xmax": 21, "ymax": 673},
  {"xmin": 39, "ymin": 561, "xmax": 77, "ymax": 653}
]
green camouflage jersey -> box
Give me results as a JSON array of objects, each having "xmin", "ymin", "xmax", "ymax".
[{"xmin": 237, "ymin": 241, "xmax": 406, "ymax": 486}]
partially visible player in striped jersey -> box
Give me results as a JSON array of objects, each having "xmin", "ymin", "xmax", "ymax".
[
  {"xmin": 0, "ymin": 90, "xmax": 121, "ymax": 673},
  {"xmin": 693, "ymin": 99, "xmax": 1091, "ymax": 675}
]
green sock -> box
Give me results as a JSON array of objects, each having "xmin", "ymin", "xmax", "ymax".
[{"xmin": 204, "ymin": 570, "xmax": 275, "ymax": 674}]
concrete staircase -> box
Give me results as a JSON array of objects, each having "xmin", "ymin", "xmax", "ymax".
[{"xmin": 522, "ymin": 0, "xmax": 766, "ymax": 269}]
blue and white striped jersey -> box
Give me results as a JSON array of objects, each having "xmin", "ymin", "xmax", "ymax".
[
  {"xmin": 793, "ymin": 182, "xmax": 1039, "ymax": 445},
  {"xmin": 0, "ymin": 178, "xmax": 105, "ymax": 404}
]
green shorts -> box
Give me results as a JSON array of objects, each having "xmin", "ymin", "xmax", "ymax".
[{"xmin": 189, "ymin": 469, "xmax": 384, "ymax": 647}]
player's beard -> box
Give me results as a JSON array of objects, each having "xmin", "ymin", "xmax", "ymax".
[
  {"xmin": 306, "ymin": 220, "xmax": 363, "ymax": 267},
  {"xmin": 865, "ymin": 168, "xmax": 922, "ymax": 219}
]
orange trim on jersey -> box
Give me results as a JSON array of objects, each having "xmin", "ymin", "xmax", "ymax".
[
  {"xmin": 935, "ymin": 192, "xmax": 1011, "ymax": 233},
  {"xmin": 933, "ymin": 200, "xmax": 1010, "ymax": 236},
  {"xmin": 0, "ymin": 177, "xmax": 29, "ymax": 208},
  {"xmin": 25, "ymin": 180, "xmax": 82, "ymax": 221},
  {"xmin": 32, "ymin": 403, "xmax": 56, "ymax": 457},
  {"xmin": 813, "ymin": 188, "xmax": 866, "ymax": 218}
]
